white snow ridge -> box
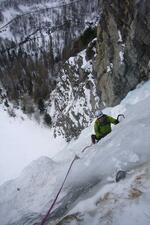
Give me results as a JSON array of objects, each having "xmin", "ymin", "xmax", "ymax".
[{"xmin": 0, "ymin": 80, "xmax": 150, "ymax": 225}]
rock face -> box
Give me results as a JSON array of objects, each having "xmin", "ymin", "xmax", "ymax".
[
  {"xmin": 0, "ymin": 0, "xmax": 150, "ymax": 140},
  {"xmin": 49, "ymin": 41, "xmax": 101, "ymax": 141},
  {"xmin": 96, "ymin": 0, "xmax": 150, "ymax": 106},
  {"xmin": 0, "ymin": 0, "xmax": 100, "ymax": 140}
]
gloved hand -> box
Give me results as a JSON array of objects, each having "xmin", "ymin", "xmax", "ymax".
[{"xmin": 116, "ymin": 119, "xmax": 119, "ymax": 124}]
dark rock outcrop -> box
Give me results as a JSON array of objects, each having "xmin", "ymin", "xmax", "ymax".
[{"xmin": 96, "ymin": 0, "xmax": 150, "ymax": 106}]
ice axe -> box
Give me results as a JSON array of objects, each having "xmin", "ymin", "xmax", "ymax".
[{"xmin": 117, "ymin": 114, "xmax": 125, "ymax": 122}]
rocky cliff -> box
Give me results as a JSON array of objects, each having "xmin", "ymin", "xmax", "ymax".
[
  {"xmin": 0, "ymin": 0, "xmax": 150, "ymax": 140},
  {"xmin": 96, "ymin": 0, "xmax": 150, "ymax": 106},
  {"xmin": 49, "ymin": 41, "xmax": 101, "ymax": 141},
  {"xmin": 0, "ymin": 0, "xmax": 100, "ymax": 140}
]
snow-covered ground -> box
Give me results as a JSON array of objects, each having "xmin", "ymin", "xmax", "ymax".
[
  {"xmin": 0, "ymin": 80, "xmax": 150, "ymax": 225},
  {"xmin": 68, "ymin": 163, "xmax": 150, "ymax": 225},
  {"xmin": 0, "ymin": 107, "xmax": 67, "ymax": 185}
]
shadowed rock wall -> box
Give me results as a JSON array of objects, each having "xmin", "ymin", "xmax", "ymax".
[{"xmin": 96, "ymin": 0, "xmax": 150, "ymax": 106}]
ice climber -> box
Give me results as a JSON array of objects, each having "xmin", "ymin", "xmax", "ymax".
[{"xmin": 91, "ymin": 110, "xmax": 119, "ymax": 144}]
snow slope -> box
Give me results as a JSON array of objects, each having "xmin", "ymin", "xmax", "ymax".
[
  {"xmin": 0, "ymin": 80, "xmax": 150, "ymax": 225},
  {"xmin": 68, "ymin": 163, "xmax": 150, "ymax": 225},
  {"xmin": 0, "ymin": 106, "xmax": 67, "ymax": 185}
]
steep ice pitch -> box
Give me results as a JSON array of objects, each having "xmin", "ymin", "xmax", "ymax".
[
  {"xmin": 58, "ymin": 80, "xmax": 150, "ymax": 225},
  {"xmin": 0, "ymin": 80, "xmax": 150, "ymax": 225}
]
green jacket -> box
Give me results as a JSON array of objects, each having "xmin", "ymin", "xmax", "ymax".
[{"xmin": 94, "ymin": 114, "xmax": 118, "ymax": 140}]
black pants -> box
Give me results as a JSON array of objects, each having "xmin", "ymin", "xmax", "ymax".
[
  {"xmin": 91, "ymin": 133, "xmax": 109, "ymax": 144},
  {"xmin": 91, "ymin": 134, "xmax": 101, "ymax": 144}
]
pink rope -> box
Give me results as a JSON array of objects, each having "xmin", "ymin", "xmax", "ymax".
[
  {"xmin": 82, "ymin": 143, "xmax": 93, "ymax": 152},
  {"xmin": 40, "ymin": 155, "xmax": 79, "ymax": 225},
  {"xmin": 40, "ymin": 143, "xmax": 92, "ymax": 225}
]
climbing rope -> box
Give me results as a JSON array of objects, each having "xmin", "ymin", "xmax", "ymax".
[
  {"xmin": 82, "ymin": 143, "xmax": 93, "ymax": 152},
  {"xmin": 40, "ymin": 142, "xmax": 93, "ymax": 225},
  {"xmin": 40, "ymin": 154, "xmax": 80, "ymax": 225},
  {"xmin": 40, "ymin": 113, "xmax": 124, "ymax": 224}
]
